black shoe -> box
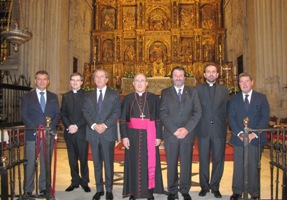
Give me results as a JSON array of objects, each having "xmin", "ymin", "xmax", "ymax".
[
  {"xmin": 230, "ymin": 193, "xmax": 241, "ymax": 200},
  {"xmin": 129, "ymin": 195, "xmax": 135, "ymax": 200},
  {"xmin": 147, "ymin": 195, "xmax": 154, "ymax": 200},
  {"xmin": 81, "ymin": 185, "xmax": 91, "ymax": 192},
  {"xmin": 198, "ymin": 189, "xmax": 208, "ymax": 196},
  {"xmin": 182, "ymin": 193, "xmax": 192, "ymax": 200},
  {"xmin": 251, "ymin": 197, "xmax": 259, "ymax": 200},
  {"xmin": 40, "ymin": 190, "xmax": 47, "ymax": 195},
  {"xmin": 92, "ymin": 191, "xmax": 104, "ymax": 200},
  {"xmin": 24, "ymin": 192, "xmax": 32, "ymax": 196},
  {"xmin": 106, "ymin": 192, "xmax": 113, "ymax": 200},
  {"xmin": 65, "ymin": 184, "xmax": 79, "ymax": 192},
  {"xmin": 212, "ymin": 191, "xmax": 222, "ymax": 198},
  {"xmin": 167, "ymin": 193, "xmax": 176, "ymax": 200}
]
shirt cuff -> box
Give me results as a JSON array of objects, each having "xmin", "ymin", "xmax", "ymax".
[
  {"xmin": 91, "ymin": 123, "xmax": 97, "ymax": 130},
  {"xmin": 237, "ymin": 131, "xmax": 243, "ymax": 137},
  {"xmin": 252, "ymin": 132, "xmax": 258, "ymax": 138}
]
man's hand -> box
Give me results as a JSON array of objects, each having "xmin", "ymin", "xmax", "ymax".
[
  {"xmin": 238, "ymin": 132, "xmax": 257, "ymax": 143},
  {"xmin": 68, "ymin": 125, "xmax": 78, "ymax": 134},
  {"xmin": 122, "ymin": 138, "xmax": 130, "ymax": 149},
  {"xmin": 174, "ymin": 127, "xmax": 188, "ymax": 139},
  {"xmin": 93, "ymin": 124, "xmax": 106, "ymax": 134},
  {"xmin": 155, "ymin": 139, "xmax": 161, "ymax": 146},
  {"xmin": 248, "ymin": 133, "xmax": 256, "ymax": 143}
]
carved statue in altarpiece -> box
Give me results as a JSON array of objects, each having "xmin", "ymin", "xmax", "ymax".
[{"xmin": 89, "ymin": 0, "xmax": 228, "ymax": 89}]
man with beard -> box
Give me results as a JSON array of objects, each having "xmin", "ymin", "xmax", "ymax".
[
  {"xmin": 195, "ymin": 63, "xmax": 229, "ymax": 198},
  {"xmin": 160, "ymin": 66, "xmax": 202, "ymax": 200}
]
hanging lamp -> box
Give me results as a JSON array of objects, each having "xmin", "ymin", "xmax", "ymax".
[{"xmin": 0, "ymin": 0, "xmax": 32, "ymax": 52}]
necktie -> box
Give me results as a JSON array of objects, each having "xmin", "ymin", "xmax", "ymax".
[
  {"xmin": 178, "ymin": 89, "xmax": 182, "ymax": 102},
  {"xmin": 244, "ymin": 94, "xmax": 249, "ymax": 111},
  {"xmin": 98, "ymin": 90, "xmax": 103, "ymax": 113},
  {"xmin": 40, "ymin": 92, "xmax": 46, "ymax": 112}
]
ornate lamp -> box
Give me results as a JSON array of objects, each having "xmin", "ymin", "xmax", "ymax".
[{"xmin": 0, "ymin": 0, "xmax": 32, "ymax": 52}]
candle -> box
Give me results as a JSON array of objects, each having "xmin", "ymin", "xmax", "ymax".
[
  {"xmin": 219, "ymin": 45, "xmax": 222, "ymax": 53},
  {"xmin": 233, "ymin": 66, "xmax": 237, "ymax": 75},
  {"xmin": 94, "ymin": 46, "xmax": 97, "ymax": 54}
]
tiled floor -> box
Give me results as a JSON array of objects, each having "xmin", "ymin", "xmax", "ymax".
[
  {"xmin": 1, "ymin": 143, "xmax": 283, "ymax": 200},
  {"xmin": 53, "ymin": 147, "xmax": 281, "ymax": 200}
]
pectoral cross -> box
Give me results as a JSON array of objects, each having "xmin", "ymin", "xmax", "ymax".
[{"xmin": 140, "ymin": 113, "xmax": 145, "ymax": 120}]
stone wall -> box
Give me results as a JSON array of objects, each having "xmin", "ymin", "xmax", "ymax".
[{"xmin": 224, "ymin": 0, "xmax": 287, "ymax": 117}]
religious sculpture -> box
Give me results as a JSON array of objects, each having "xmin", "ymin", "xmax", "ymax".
[
  {"xmin": 124, "ymin": 44, "xmax": 135, "ymax": 61},
  {"xmin": 123, "ymin": 8, "xmax": 136, "ymax": 30},
  {"xmin": 102, "ymin": 39, "xmax": 114, "ymax": 62},
  {"xmin": 149, "ymin": 42, "xmax": 167, "ymax": 77},
  {"xmin": 91, "ymin": 0, "xmax": 227, "ymax": 88},
  {"xmin": 83, "ymin": 63, "xmax": 91, "ymax": 88},
  {"xmin": 102, "ymin": 10, "xmax": 115, "ymax": 30}
]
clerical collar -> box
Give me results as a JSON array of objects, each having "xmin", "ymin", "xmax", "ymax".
[
  {"xmin": 136, "ymin": 91, "xmax": 146, "ymax": 96},
  {"xmin": 206, "ymin": 81, "xmax": 216, "ymax": 87},
  {"xmin": 72, "ymin": 89, "xmax": 80, "ymax": 93}
]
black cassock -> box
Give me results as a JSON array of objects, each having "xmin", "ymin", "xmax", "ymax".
[{"xmin": 120, "ymin": 92, "xmax": 164, "ymax": 199}]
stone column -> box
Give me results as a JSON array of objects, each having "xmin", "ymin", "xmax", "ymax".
[{"xmin": 253, "ymin": 0, "xmax": 287, "ymax": 116}]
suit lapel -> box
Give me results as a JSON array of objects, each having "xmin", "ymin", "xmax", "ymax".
[
  {"xmin": 201, "ymin": 84, "xmax": 214, "ymax": 109},
  {"xmin": 249, "ymin": 92, "xmax": 258, "ymax": 114},
  {"xmin": 67, "ymin": 91, "xmax": 74, "ymax": 112},
  {"xmin": 182, "ymin": 87, "xmax": 189, "ymax": 102},
  {"xmin": 213, "ymin": 84, "xmax": 221, "ymax": 108},
  {"xmin": 170, "ymin": 87, "xmax": 180, "ymax": 102},
  {"xmin": 33, "ymin": 90, "xmax": 43, "ymax": 113}
]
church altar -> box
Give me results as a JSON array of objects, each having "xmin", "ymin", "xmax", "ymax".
[{"xmin": 121, "ymin": 77, "xmax": 197, "ymax": 94}]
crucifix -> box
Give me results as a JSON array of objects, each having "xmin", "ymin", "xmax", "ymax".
[
  {"xmin": 222, "ymin": 64, "xmax": 232, "ymax": 86},
  {"xmin": 140, "ymin": 113, "xmax": 145, "ymax": 120}
]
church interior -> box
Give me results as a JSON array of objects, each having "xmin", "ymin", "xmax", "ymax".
[{"xmin": 0, "ymin": 0, "xmax": 287, "ymax": 199}]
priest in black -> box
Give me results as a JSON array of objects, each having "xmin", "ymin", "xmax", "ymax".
[
  {"xmin": 61, "ymin": 72, "xmax": 90, "ymax": 192},
  {"xmin": 120, "ymin": 73, "xmax": 164, "ymax": 200}
]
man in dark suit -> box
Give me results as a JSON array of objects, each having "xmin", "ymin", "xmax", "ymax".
[
  {"xmin": 160, "ymin": 66, "xmax": 202, "ymax": 200},
  {"xmin": 195, "ymin": 63, "xmax": 229, "ymax": 198},
  {"xmin": 21, "ymin": 70, "xmax": 60, "ymax": 195},
  {"xmin": 82, "ymin": 69, "xmax": 121, "ymax": 200},
  {"xmin": 61, "ymin": 72, "xmax": 90, "ymax": 193},
  {"xmin": 229, "ymin": 72, "xmax": 270, "ymax": 200}
]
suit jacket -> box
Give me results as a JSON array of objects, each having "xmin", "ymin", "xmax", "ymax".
[
  {"xmin": 159, "ymin": 86, "xmax": 202, "ymax": 143},
  {"xmin": 195, "ymin": 83, "xmax": 229, "ymax": 138},
  {"xmin": 21, "ymin": 89, "xmax": 61, "ymax": 141},
  {"xmin": 228, "ymin": 91, "xmax": 270, "ymax": 146},
  {"xmin": 82, "ymin": 88, "xmax": 121, "ymax": 142},
  {"xmin": 61, "ymin": 89, "xmax": 87, "ymax": 140}
]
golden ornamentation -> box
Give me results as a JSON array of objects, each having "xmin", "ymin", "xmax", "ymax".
[{"xmin": 84, "ymin": 0, "xmax": 231, "ymax": 92}]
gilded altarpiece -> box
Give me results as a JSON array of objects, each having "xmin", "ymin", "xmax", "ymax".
[{"xmin": 86, "ymin": 0, "xmax": 226, "ymax": 92}]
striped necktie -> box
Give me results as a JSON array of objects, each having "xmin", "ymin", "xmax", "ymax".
[{"xmin": 40, "ymin": 92, "xmax": 46, "ymax": 112}]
